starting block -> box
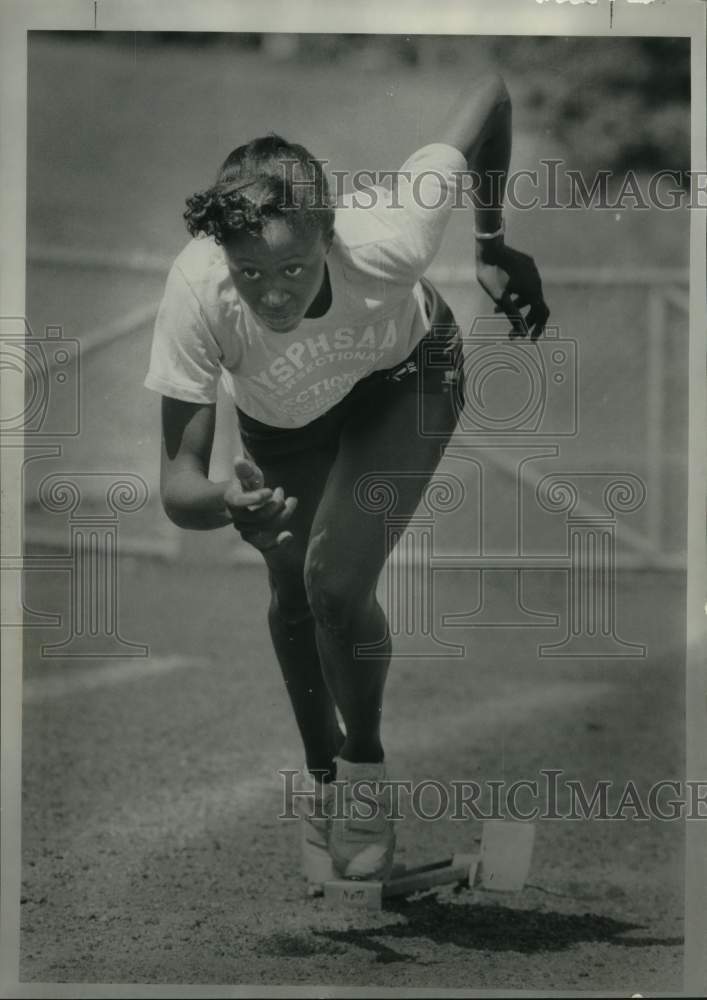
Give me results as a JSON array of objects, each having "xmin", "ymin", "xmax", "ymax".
[
  {"xmin": 478, "ymin": 819, "xmax": 535, "ymax": 892},
  {"xmin": 322, "ymin": 821, "xmax": 535, "ymax": 911}
]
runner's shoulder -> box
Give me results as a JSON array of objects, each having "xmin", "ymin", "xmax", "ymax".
[
  {"xmin": 163, "ymin": 236, "xmax": 241, "ymax": 324},
  {"xmin": 171, "ymin": 235, "xmax": 227, "ymax": 284}
]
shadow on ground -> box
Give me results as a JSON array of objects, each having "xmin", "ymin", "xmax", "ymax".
[{"xmin": 264, "ymin": 895, "xmax": 683, "ymax": 965}]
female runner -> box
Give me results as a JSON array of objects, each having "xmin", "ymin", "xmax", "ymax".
[{"xmin": 145, "ymin": 71, "xmax": 549, "ymax": 890}]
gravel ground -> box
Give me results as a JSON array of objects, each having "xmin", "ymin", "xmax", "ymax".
[{"xmin": 19, "ymin": 562, "xmax": 685, "ymax": 993}]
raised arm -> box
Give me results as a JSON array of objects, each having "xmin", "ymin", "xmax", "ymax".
[
  {"xmin": 436, "ymin": 71, "xmax": 511, "ymax": 238},
  {"xmin": 435, "ymin": 72, "xmax": 549, "ymax": 341}
]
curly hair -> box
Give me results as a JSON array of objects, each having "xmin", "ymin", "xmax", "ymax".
[{"xmin": 184, "ymin": 133, "xmax": 335, "ymax": 246}]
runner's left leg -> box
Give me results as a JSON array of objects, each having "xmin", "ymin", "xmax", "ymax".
[{"xmin": 303, "ymin": 384, "xmax": 459, "ymax": 765}]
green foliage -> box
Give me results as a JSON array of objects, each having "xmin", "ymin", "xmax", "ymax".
[
  {"xmin": 279, "ymin": 34, "xmax": 691, "ymax": 174},
  {"xmin": 499, "ymin": 37, "xmax": 690, "ymax": 174}
]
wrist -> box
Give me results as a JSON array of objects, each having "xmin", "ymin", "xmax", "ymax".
[
  {"xmin": 473, "ymin": 217, "xmax": 505, "ymax": 241},
  {"xmin": 163, "ymin": 478, "xmax": 234, "ymax": 531},
  {"xmin": 475, "ymin": 233, "xmax": 505, "ymax": 263}
]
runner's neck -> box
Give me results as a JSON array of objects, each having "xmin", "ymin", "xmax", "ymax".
[{"xmin": 304, "ymin": 263, "xmax": 332, "ymax": 319}]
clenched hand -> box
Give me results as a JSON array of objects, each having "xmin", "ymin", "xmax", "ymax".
[{"xmin": 475, "ymin": 239, "xmax": 550, "ymax": 341}]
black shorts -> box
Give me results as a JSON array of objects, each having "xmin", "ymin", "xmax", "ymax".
[{"xmin": 236, "ymin": 277, "xmax": 465, "ymax": 460}]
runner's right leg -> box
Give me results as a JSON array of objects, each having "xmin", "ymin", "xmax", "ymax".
[{"xmin": 244, "ymin": 439, "xmax": 345, "ymax": 781}]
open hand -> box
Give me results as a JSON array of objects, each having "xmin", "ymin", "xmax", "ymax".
[
  {"xmin": 475, "ymin": 239, "xmax": 550, "ymax": 341},
  {"xmin": 224, "ymin": 457, "xmax": 297, "ymax": 552}
]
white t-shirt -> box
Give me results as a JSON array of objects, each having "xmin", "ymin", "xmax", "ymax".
[{"xmin": 144, "ymin": 142, "xmax": 466, "ymax": 428}]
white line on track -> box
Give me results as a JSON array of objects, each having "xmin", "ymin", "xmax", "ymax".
[
  {"xmin": 22, "ymin": 654, "xmax": 211, "ymax": 704},
  {"xmin": 67, "ymin": 678, "xmax": 613, "ymax": 845}
]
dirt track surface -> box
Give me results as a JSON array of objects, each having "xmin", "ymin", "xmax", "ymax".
[{"xmin": 21, "ymin": 561, "xmax": 685, "ymax": 992}]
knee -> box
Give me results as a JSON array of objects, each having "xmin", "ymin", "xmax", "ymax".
[
  {"xmin": 267, "ymin": 552, "xmax": 311, "ymax": 626},
  {"xmin": 304, "ymin": 536, "xmax": 370, "ymax": 635}
]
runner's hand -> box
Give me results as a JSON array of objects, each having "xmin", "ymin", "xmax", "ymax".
[
  {"xmin": 224, "ymin": 457, "xmax": 297, "ymax": 552},
  {"xmin": 475, "ymin": 239, "xmax": 550, "ymax": 341}
]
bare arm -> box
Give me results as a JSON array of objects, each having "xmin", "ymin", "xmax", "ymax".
[
  {"xmin": 160, "ymin": 396, "xmax": 297, "ymax": 548},
  {"xmin": 435, "ymin": 72, "xmax": 550, "ymax": 341},
  {"xmin": 436, "ymin": 71, "xmax": 511, "ymax": 236},
  {"xmin": 160, "ymin": 397, "xmax": 236, "ymax": 530}
]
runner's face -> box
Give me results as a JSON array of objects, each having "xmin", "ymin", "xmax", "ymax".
[{"xmin": 224, "ymin": 219, "xmax": 330, "ymax": 334}]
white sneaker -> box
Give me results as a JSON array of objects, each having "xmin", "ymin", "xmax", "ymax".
[
  {"xmin": 296, "ymin": 773, "xmax": 336, "ymax": 896},
  {"xmin": 328, "ymin": 758, "xmax": 396, "ymax": 881}
]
